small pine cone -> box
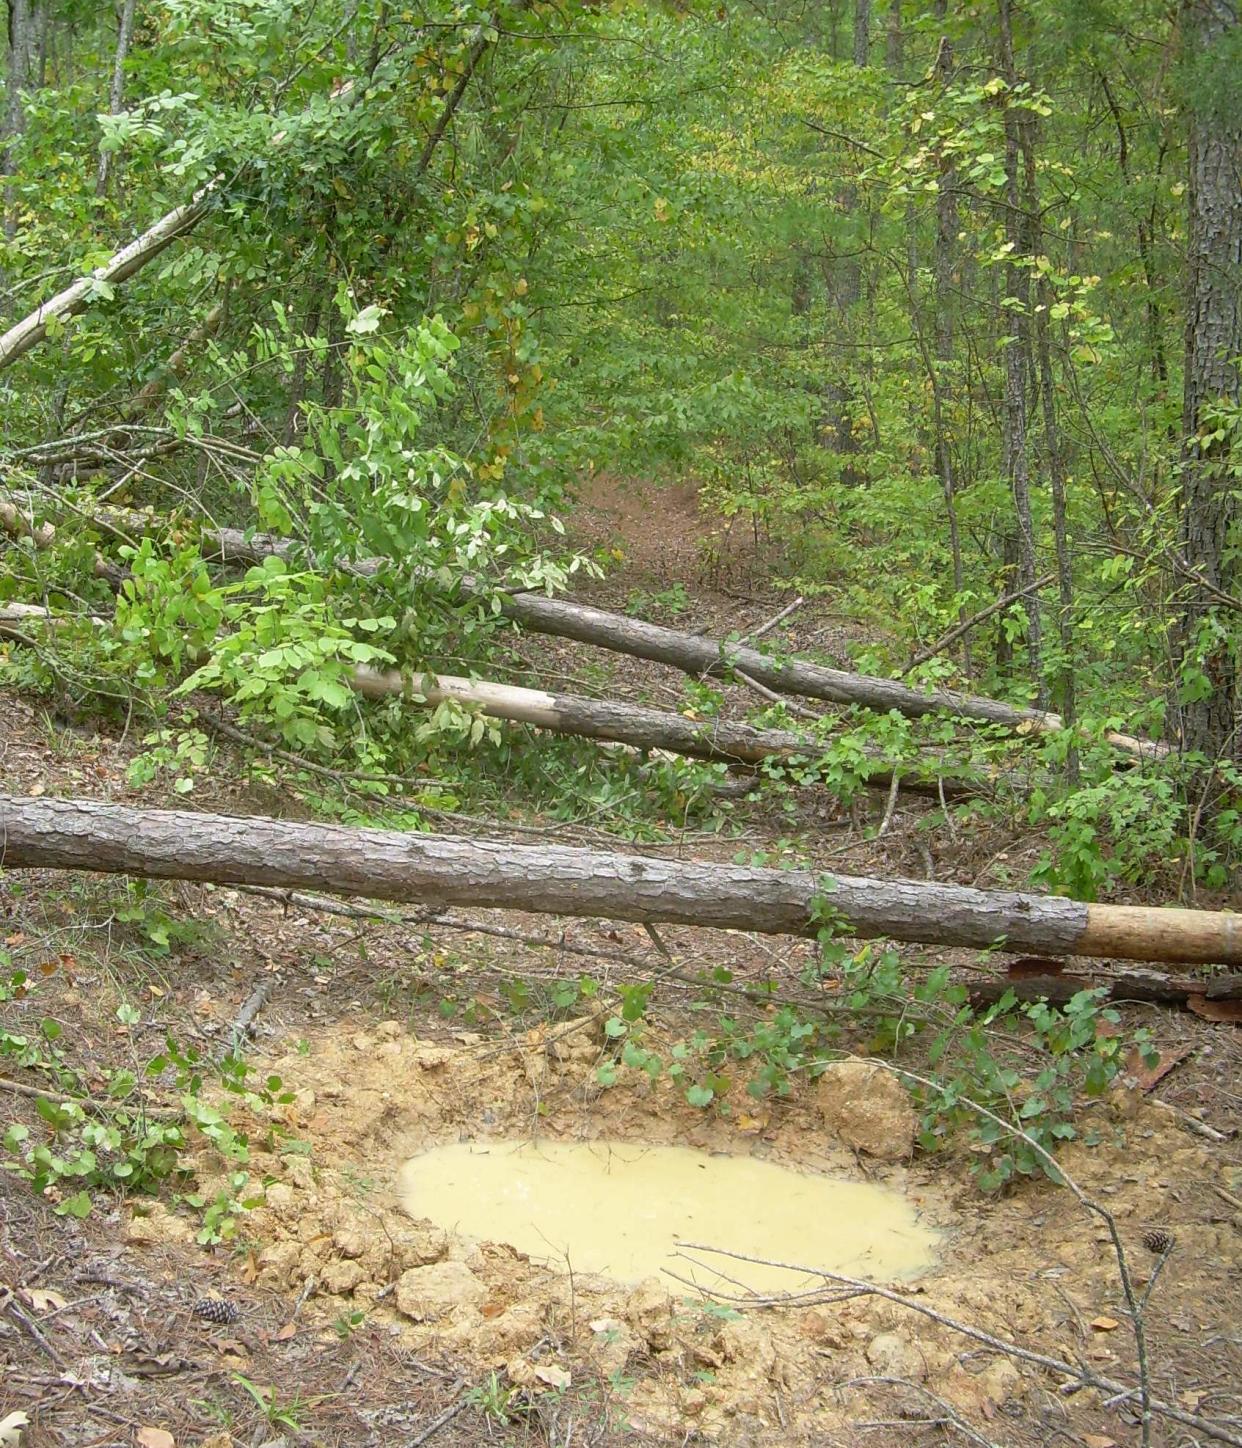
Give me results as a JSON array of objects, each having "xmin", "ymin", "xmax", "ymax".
[
  {"xmin": 191, "ymin": 1296, "xmax": 240, "ymax": 1325},
  {"xmin": 1142, "ymin": 1229, "xmax": 1175, "ymax": 1255}
]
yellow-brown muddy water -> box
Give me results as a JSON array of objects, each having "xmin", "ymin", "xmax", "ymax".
[{"xmin": 398, "ymin": 1139, "xmax": 937, "ymax": 1294}]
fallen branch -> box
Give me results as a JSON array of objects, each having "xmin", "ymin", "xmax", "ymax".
[
  {"xmin": 968, "ymin": 964, "xmax": 1242, "ymax": 1010},
  {"xmin": 0, "ymin": 187, "xmax": 216, "ymax": 372},
  {"xmin": 2, "ymin": 510, "xmax": 1165, "ymax": 759},
  {"xmin": 671, "ymin": 1244, "xmax": 1238, "ymax": 1448},
  {"xmin": 0, "ymin": 795, "xmax": 1238, "ymax": 965},
  {"xmin": 350, "ymin": 666, "xmax": 985, "ymax": 799},
  {"xmin": 192, "ymin": 528, "xmax": 1167, "ymax": 760}
]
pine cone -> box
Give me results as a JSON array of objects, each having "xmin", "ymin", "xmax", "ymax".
[
  {"xmin": 191, "ymin": 1296, "xmax": 240, "ymax": 1325},
  {"xmin": 1141, "ymin": 1229, "xmax": 1175, "ymax": 1256}
]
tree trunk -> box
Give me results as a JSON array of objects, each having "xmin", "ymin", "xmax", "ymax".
[
  {"xmin": 1, "ymin": 511, "xmax": 1164, "ymax": 758},
  {"xmin": 2, "ymin": 0, "xmax": 31, "ymax": 245},
  {"xmin": 996, "ymin": 0, "xmax": 1044, "ymax": 700},
  {"xmin": 95, "ymin": 0, "xmax": 138, "ymax": 198},
  {"xmin": 968, "ymin": 966, "xmax": 1242, "ymax": 1010},
  {"xmin": 0, "ymin": 188, "xmax": 213, "ymax": 371},
  {"xmin": 931, "ymin": 9, "xmax": 969, "ymax": 673},
  {"xmin": 123, "ymin": 524, "xmax": 1165, "ymax": 757},
  {"xmin": 348, "ymin": 666, "xmax": 985, "ymax": 798},
  {"xmin": 852, "ymin": 0, "xmax": 870, "ymax": 69},
  {"xmin": 1178, "ymin": 0, "xmax": 1242, "ymax": 763},
  {"xmin": 1, "ymin": 795, "xmax": 1239, "ymax": 964}
]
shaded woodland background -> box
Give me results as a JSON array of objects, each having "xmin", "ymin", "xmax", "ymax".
[{"xmin": 0, "ymin": 0, "xmax": 1238, "ymax": 890}]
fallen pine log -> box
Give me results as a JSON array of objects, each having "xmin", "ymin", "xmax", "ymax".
[
  {"xmin": 193, "ymin": 529, "xmax": 1168, "ymax": 761},
  {"xmin": 349, "ymin": 666, "xmax": 985, "ymax": 799},
  {"xmin": 1, "ymin": 795, "xmax": 1237, "ymax": 966},
  {"xmin": 967, "ymin": 964, "xmax": 1242, "ymax": 1010},
  {"xmin": 0, "ymin": 514, "xmax": 1167, "ymax": 760},
  {"xmin": 0, "ymin": 604, "xmax": 983, "ymax": 799}
]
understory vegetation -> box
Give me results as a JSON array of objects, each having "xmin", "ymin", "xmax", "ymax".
[{"xmin": 0, "ymin": 0, "xmax": 1238, "ymax": 1232}]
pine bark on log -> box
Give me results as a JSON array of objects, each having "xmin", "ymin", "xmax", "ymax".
[
  {"xmin": 0, "ymin": 795, "xmax": 1238, "ymax": 965},
  {"xmin": 0, "ymin": 512, "xmax": 1167, "ymax": 760},
  {"xmin": 0, "ymin": 601, "xmax": 984, "ymax": 798},
  {"xmin": 193, "ymin": 528, "xmax": 1164, "ymax": 759},
  {"xmin": 348, "ymin": 666, "xmax": 985, "ymax": 798}
]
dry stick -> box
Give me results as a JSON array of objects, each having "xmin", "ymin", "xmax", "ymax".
[
  {"xmin": 839, "ymin": 1377, "xmax": 999, "ymax": 1448},
  {"xmin": 199, "ymin": 710, "xmax": 448, "ymax": 795},
  {"xmin": 408, "ymin": 1395, "xmax": 467, "ymax": 1447},
  {"xmin": 905, "ymin": 573, "xmax": 1056, "ymax": 671},
  {"xmin": 0, "ymin": 1075, "xmax": 181, "ymax": 1120},
  {"xmin": 218, "ymin": 976, "xmax": 279, "ymax": 1062},
  {"xmin": 668, "ymin": 1246, "xmax": 1237, "ymax": 1447},
  {"xmin": 738, "ymin": 595, "xmax": 805, "ymax": 645},
  {"xmin": 682, "ymin": 1060, "xmax": 1170, "ymax": 1448},
  {"xmin": 234, "ymin": 888, "xmax": 1044, "ymax": 1049},
  {"xmin": 0, "ymin": 1288, "xmax": 66, "ymax": 1366}
]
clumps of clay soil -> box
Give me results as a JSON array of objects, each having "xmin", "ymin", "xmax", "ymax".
[{"xmin": 155, "ymin": 1013, "xmax": 1242, "ymax": 1445}]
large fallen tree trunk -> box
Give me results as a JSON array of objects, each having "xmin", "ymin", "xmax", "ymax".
[
  {"xmin": 0, "ymin": 603, "xmax": 981, "ymax": 798},
  {"xmin": 349, "ymin": 667, "xmax": 983, "ymax": 799},
  {"xmin": 1, "ymin": 795, "xmax": 1236, "ymax": 965},
  {"xmin": 0, "ymin": 513, "xmax": 1166, "ymax": 761},
  {"xmin": 194, "ymin": 529, "xmax": 1163, "ymax": 761}
]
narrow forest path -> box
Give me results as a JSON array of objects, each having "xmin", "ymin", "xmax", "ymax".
[{"xmin": 0, "ymin": 486, "xmax": 1240, "ymax": 1448}]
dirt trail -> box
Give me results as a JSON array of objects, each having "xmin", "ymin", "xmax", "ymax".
[{"xmin": 0, "ymin": 480, "xmax": 1240, "ymax": 1446}]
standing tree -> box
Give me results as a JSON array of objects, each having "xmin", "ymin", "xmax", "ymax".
[{"xmin": 1178, "ymin": 0, "xmax": 1241, "ymax": 763}]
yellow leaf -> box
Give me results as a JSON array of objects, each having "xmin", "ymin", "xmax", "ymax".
[
  {"xmin": 20, "ymin": 1288, "xmax": 66, "ymax": 1312},
  {"xmin": 0, "ymin": 1412, "xmax": 30, "ymax": 1447}
]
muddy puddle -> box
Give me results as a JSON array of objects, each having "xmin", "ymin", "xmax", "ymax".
[{"xmin": 397, "ymin": 1138, "xmax": 938, "ymax": 1294}]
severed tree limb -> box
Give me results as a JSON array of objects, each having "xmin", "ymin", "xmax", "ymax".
[
  {"xmin": 189, "ymin": 528, "xmax": 1167, "ymax": 760},
  {"xmin": 0, "ymin": 513, "xmax": 1169, "ymax": 762},
  {"xmin": 0, "ymin": 187, "xmax": 217, "ymax": 372},
  {"xmin": 349, "ymin": 665, "xmax": 986, "ymax": 799},
  {"xmin": 0, "ymin": 794, "xmax": 1238, "ymax": 965}
]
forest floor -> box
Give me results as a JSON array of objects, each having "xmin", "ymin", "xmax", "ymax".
[{"xmin": 1, "ymin": 473, "xmax": 1240, "ymax": 1448}]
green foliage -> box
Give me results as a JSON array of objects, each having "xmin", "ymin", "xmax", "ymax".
[{"xmin": 1, "ymin": 966, "xmax": 289, "ymax": 1239}]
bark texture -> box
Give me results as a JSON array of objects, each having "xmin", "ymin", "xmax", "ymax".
[
  {"xmin": 349, "ymin": 666, "xmax": 984, "ymax": 798},
  {"xmin": 2, "ymin": 515, "xmax": 1164, "ymax": 759},
  {"xmin": 1, "ymin": 795, "xmax": 1238, "ymax": 963},
  {"xmin": 95, "ymin": 0, "xmax": 137, "ymax": 197},
  {"xmin": 1178, "ymin": 0, "xmax": 1242, "ymax": 760}
]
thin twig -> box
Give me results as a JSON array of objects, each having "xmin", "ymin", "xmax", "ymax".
[
  {"xmin": 0, "ymin": 1075, "xmax": 182, "ymax": 1120},
  {"xmin": 738, "ymin": 596, "xmax": 804, "ymax": 645},
  {"xmin": 667, "ymin": 1246, "xmax": 1240, "ymax": 1446}
]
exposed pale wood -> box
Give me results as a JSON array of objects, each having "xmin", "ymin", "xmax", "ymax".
[
  {"xmin": 349, "ymin": 666, "xmax": 984, "ymax": 798},
  {"xmin": 0, "ymin": 794, "xmax": 1238, "ymax": 964},
  {"xmin": 0, "ymin": 187, "xmax": 215, "ymax": 372}
]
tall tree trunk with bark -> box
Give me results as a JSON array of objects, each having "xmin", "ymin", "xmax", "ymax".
[
  {"xmin": 96, "ymin": 0, "xmax": 138, "ymax": 198},
  {"xmin": 1178, "ymin": 0, "xmax": 1242, "ymax": 764},
  {"xmin": 996, "ymin": 0, "xmax": 1045, "ymax": 701},
  {"xmin": 931, "ymin": 8, "xmax": 970, "ymax": 673},
  {"xmin": 2, "ymin": 0, "xmax": 31, "ymax": 245}
]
